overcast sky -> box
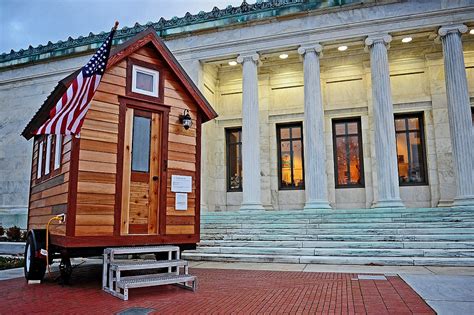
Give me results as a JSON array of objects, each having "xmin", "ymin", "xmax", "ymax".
[{"xmin": 0, "ymin": 0, "xmax": 247, "ymax": 54}]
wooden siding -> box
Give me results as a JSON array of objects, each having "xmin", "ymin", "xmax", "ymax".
[
  {"xmin": 28, "ymin": 135, "xmax": 72, "ymax": 236},
  {"xmin": 74, "ymin": 60, "xmax": 124, "ymax": 236}
]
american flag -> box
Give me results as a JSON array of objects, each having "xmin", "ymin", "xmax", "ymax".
[{"xmin": 35, "ymin": 24, "xmax": 117, "ymax": 136}]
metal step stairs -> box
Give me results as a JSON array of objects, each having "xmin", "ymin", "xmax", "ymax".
[
  {"xmin": 103, "ymin": 246, "xmax": 196, "ymax": 300},
  {"xmin": 182, "ymin": 207, "xmax": 474, "ymax": 266}
]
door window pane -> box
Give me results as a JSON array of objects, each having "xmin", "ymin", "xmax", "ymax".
[
  {"xmin": 332, "ymin": 118, "xmax": 364, "ymax": 188},
  {"xmin": 226, "ymin": 128, "xmax": 242, "ymax": 191},
  {"xmin": 131, "ymin": 115, "xmax": 151, "ymax": 172},
  {"xmin": 395, "ymin": 113, "xmax": 427, "ymax": 185},
  {"xmin": 277, "ymin": 123, "xmax": 304, "ymax": 190}
]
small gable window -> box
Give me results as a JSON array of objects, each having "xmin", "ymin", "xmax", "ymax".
[{"xmin": 132, "ymin": 65, "xmax": 159, "ymax": 97}]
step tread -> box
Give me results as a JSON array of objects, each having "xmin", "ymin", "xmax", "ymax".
[
  {"xmin": 105, "ymin": 245, "xmax": 179, "ymax": 255},
  {"xmin": 110, "ymin": 259, "xmax": 188, "ymax": 271},
  {"xmin": 117, "ymin": 273, "xmax": 195, "ymax": 289},
  {"xmin": 182, "ymin": 252, "xmax": 474, "ymax": 266}
]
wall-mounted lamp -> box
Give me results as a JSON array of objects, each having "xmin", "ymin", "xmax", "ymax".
[{"xmin": 180, "ymin": 109, "xmax": 193, "ymax": 130}]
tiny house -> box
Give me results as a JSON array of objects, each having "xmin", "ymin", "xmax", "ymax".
[{"xmin": 21, "ymin": 28, "xmax": 217, "ymax": 280}]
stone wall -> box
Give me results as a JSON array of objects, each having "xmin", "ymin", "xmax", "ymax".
[
  {"xmin": 1, "ymin": 0, "xmax": 473, "ymax": 226},
  {"xmin": 201, "ymin": 48, "xmax": 474, "ymax": 212}
]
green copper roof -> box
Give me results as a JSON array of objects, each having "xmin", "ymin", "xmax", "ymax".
[{"xmin": 0, "ymin": 0, "xmax": 362, "ymax": 68}]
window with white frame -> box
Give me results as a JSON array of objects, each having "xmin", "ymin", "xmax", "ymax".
[
  {"xmin": 44, "ymin": 135, "xmax": 52, "ymax": 175},
  {"xmin": 54, "ymin": 134, "xmax": 62, "ymax": 170},
  {"xmin": 37, "ymin": 140, "xmax": 44, "ymax": 179},
  {"xmin": 132, "ymin": 65, "xmax": 159, "ymax": 97}
]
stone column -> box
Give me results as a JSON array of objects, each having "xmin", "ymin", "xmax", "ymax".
[
  {"xmin": 438, "ymin": 24, "xmax": 474, "ymax": 207},
  {"xmin": 298, "ymin": 44, "xmax": 331, "ymax": 210},
  {"xmin": 365, "ymin": 34, "xmax": 404, "ymax": 208},
  {"xmin": 237, "ymin": 52, "xmax": 265, "ymax": 211}
]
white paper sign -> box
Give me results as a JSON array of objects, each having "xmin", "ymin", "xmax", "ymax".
[
  {"xmin": 175, "ymin": 193, "xmax": 188, "ymax": 210},
  {"xmin": 171, "ymin": 175, "xmax": 192, "ymax": 193}
]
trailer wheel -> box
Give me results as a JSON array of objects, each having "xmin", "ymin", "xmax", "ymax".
[{"xmin": 24, "ymin": 233, "xmax": 46, "ymax": 281}]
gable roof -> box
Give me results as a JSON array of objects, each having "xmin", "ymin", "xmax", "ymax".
[{"xmin": 22, "ymin": 28, "xmax": 217, "ymax": 140}]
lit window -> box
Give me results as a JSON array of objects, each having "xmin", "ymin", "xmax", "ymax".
[
  {"xmin": 37, "ymin": 139, "xmax": 43, "ymax": 179},
  {"xmin": 395, "ymin": 113, "xmax": 428, "ymax": 185},
  {"xmin": 332, "ymin": 118, "xmax": 364, "ymax": 188},
  {"xmin": 54, "ymin": 134, "xmax": 62, "ymax": 170},
  {"xmin": 132, "ymin": 65, "xmax": 159, "ymax": 97},
  {"xmin": 226, "ymin": 128, "xmax": 242, "ymax": 192},
  {"xmin": 277, "ymin": 123, "xmax": 304, "ymax": 190}
]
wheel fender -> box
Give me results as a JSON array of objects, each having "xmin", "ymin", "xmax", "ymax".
[{"xmin": 27, "ymin": 229, "xmax": 46, "ymax": 258}]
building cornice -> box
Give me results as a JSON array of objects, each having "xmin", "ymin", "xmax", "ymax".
[{"xmin": 0, "ymin": 0, "xmax": 367, "ymax": 68}]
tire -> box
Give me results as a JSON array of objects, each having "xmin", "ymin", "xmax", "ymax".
[{"xmin": 24, "ymin": 233, "xmax": 46, "ymax": 281}]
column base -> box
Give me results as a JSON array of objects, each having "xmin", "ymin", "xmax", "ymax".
[
  {"xmin": 303, "ymin": 200, "xmax": 332, "ymax": 210},
  {"xmin": 239, "ymin": 203, "xmax": 265, "ymax": 211},
  {"xmin": 452, "ymin": 195, "xmax": 474, "ymax": 209},
  {"xmin": 200, "ymin": 204, "xmax": 209, "ymax": 214},
  {"xmin": 372, "ymin": 199, "xmax": 405, "ymax": 209}
]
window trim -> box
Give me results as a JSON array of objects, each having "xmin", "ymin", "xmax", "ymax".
[
  {"xmin": 225, "ymin": 127, "xmax": 243, "ymax": 192},
  {"xmin": 126, "ymin": 57, "xmax": 164, "ymax": 104},
  {"xmin": 37, "ymin": 139, "xmax": 44, "ymax": 179},
  {"xmin": 394, "ymin": 112, "xmax": 429, "ymax": 186},
  {"xmin": 35, "ymin": 135, "xmax": 63, "ymax": 182},
  {"xmin": 132, "ymin": 64, "xmax": 159, "ymax": 97},
  {"xmin": 44, "ymin": 135, "xmax": 52, "ymax": 175},
  {"xmin": 54, "ymin": 134, "xmax": 62, "ymax": 170},
  {"xmin": 332, "ymin": 117, "xmax": 365, "ymax": 189},
  {"xmin": 276, "ymin": 122, "xmax": 305, "ymax": 191}
]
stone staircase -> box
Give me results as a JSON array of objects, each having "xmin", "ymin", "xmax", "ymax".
[{"xmin": 182, "ymin": 208, "xmax": 474, "ymax": 266}]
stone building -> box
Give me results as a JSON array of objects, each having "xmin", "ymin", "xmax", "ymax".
[{"xmin": 1, "ymin": 0, "xmax": 474, "ymax": 229}]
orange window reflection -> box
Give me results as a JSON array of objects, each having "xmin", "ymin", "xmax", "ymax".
[{"xmin": 332, "ymin": 119, "xmax": 364, "ymax": 188}]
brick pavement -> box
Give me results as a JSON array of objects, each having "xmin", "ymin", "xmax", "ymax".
[{"xmin": 1, "ymin": 265, "xmax": 434, "ymax": 314}]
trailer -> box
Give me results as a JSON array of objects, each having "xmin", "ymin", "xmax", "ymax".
[{"xmin": 21, "ymin": 28, "xmax": 217, "ymax": 282}]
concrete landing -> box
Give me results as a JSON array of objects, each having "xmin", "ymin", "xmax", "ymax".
[{"xmin": 401, "ymin": 274, "xmax": 474, "ymax": 315}]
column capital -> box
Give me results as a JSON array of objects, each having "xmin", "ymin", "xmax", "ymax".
[
  {"xmin": 297, "ymin": 44, "xmax": 323, "ymax": 56},
  {"xmin": 365, "ymin": 34, "xmax": 392, "ymax": 49},
  {"xmin": 438, "ymin": 24, "xmax": 468, "ymax": 37},
  {"xmin": 237, "ymin": 52, "xmax": 260, "ymax": 64}
]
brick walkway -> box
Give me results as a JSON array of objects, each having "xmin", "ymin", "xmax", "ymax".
[{"xmin": 1, "ymin": 265, "xmax": 433, "ymax": 314}]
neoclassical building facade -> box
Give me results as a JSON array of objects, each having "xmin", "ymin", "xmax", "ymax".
[{"xmin": 1, "ymin": 0, "xmax": 474, "ymax": 227}]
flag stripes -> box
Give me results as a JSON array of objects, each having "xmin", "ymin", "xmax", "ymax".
[{"xmin": 35, "ymin": 27, "xmax": 115, "ymax": 136}]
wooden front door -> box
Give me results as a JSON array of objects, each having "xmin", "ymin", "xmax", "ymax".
[{"xmin": 121, "ymin": 107, "xmax": 162, "ymax": 235}]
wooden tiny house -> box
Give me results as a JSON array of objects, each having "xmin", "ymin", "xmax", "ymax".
[{"xmin": 22, "ymin": 29, "xmax": 217, "ymax": 262}]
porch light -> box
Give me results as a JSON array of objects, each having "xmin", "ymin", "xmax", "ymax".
[
  {"xmin": 180, "ymin": 109, "xmax": 193, "ymax": 130},
  {"xmin": 402, "ymin": 37, "xmax": 412, "ymax": 43},
  {"xmin": 279, "ymin": 53, "xmax": 288, "ymax": 59},
  {"xmin": 338, "ymin": 45, "xmax": 348, "ymax": 51},
  {"xmin": 228, "ymin": 61, "xmax": 237, "ymax": 66},
  {"xmin": 470, "ymin": 29, "xmax": 474, "ymax": 35}
]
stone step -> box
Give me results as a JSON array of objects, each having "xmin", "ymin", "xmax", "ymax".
[
  {"xmin": 201, "ymin": 227, "xmax": 474, "ymax": 235},
  {"xmin": 202, "ymin": 216, "xmax": 474, "ymax": 224},
  {"xmin": 198, "ymin": 240, "xmax": 474, "ymax": 250},
  {"xmin": 204, "ymin": 208, "xmax": 473, "ymax": 215},
  {"xmin": 201, "ymin": 222, "xmax": 474, "ymax": 230},
  {"xmin": 202, "ymin": 233, "xmax": 474, "ymax": 242},
  {"xmin": 202, "ymin": 210, "xmax": 474, "ymax": 220},
  {"xmin": 181, "ymin": 252, "xmax": 474, "ymax": 266},
  {"xmin": 193, "ymin": 246, "xmax": 474, "ymax": 257}
]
